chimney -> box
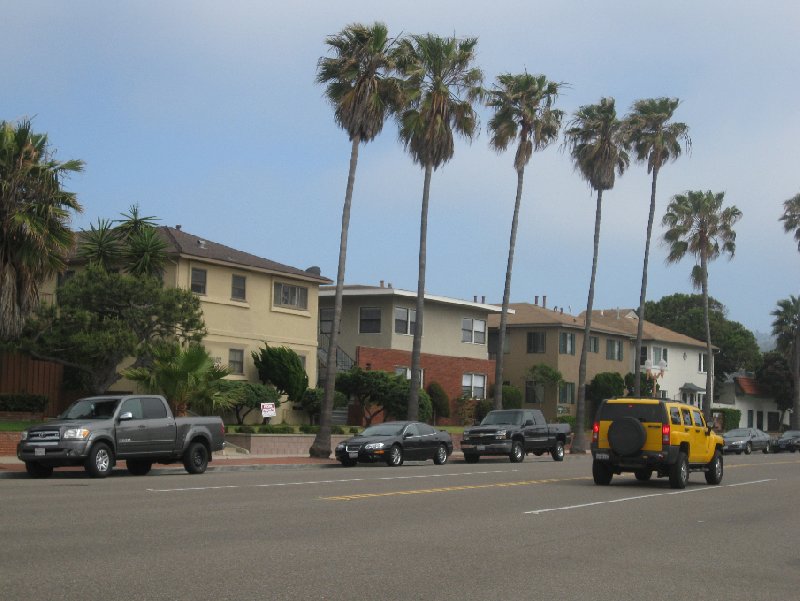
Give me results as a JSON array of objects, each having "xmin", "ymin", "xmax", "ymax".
[
  {"xmin": 175, "ymin": 224, "xmax": 182, "ymax": 231},
  {"xmin": 542, "ymin": 295, "xmax": 547, "ymax": 308},
  {"xmin": 379, "ymin": 280, "xmax": 384, "ymax": 288},
  {"xmin": 481, "ymin": 295, "xmax": 486, "ymax": 304},
  {"xmin": 474, "ymin": 295, "xmax": 478, "ymax": 302},
  {"xmin": 534, "ymin": 295, "xmax": 539, "ymax": 306},
  {"xmin": 197, "ymin": 239, "xmax": 206, "ymax": 249},
  {"xmin": 388, "ymin": 282, "xmax": 392, "ymax": 288}
]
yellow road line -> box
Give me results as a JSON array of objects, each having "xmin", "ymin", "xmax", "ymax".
[{"xmin": 321, "ymin": 476, "xmax": 591, "ymax": 501}]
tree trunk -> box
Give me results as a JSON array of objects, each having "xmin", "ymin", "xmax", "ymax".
[
  {"xmin": 494, "ymin": 167, "xmax": 525, "ymax": 410},
  {"xmin": 633, "ymin": 166, "xmax": 660, "ymax": 397},
  {"xmin": 701, "ymin": 250, "xmax": 714, "ymax": 421},
  {"xmin": 792, "ymin": 326, "xmax": 800, "ymax": 430},
  {"xmin": 310, "ymin": 136, "xmax": 360, "ymax": 458},
  {"xmin": 574, "ymin": 189, "xmax": 604, "ymax": 454},
  {"xmin": 408, "ymin": 163, "xmax": 433, "ymax": 421}
]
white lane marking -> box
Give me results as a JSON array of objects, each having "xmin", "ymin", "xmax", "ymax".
[
  {"xmin": 146, "ymin": 469, "xmax": 517, "ymax": 493},
  {"xmin": 524, "ymin": 479, "xmax": 776, "ymax": 515}
]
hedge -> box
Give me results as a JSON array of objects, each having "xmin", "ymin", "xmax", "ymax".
[
  {"xmin": 712, "ymin": 408, "xmax": 742, "ymax": 431},
  {"xmin": 0, "ymin": 394, "xmax": 48, "ymax": 412}
]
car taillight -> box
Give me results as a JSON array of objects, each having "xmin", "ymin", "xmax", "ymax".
[
  {"xmin": 592, "ymin": 422, "xmax": 599, "ymax": 443},
  {"xmin": 662, "ymin": 424, "xmax": 670, "ymax": 446}
]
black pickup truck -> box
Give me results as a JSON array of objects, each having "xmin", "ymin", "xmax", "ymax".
[
  {"xmin": 460, "ymin": 409, "xmax": 571, "ymax": 463},
  {"xmin": 17, "ymin": 395, "xmax": 225, "ymax": 478}
]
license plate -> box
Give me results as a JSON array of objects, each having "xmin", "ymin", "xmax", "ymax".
[
  {"xmin": 348, "ymin": 452, "xmax": 358, "ymax": 458},
  {"xmin": 595, "ymin": 452, "xmax": 609, "ymax": 460},
  {"xmin": 35, "ymin": 447, "xmax": 46, "ymax": 456},
  {"xmin": 477, "ymin": 445, "xmax": 485, "ymax": 451}
]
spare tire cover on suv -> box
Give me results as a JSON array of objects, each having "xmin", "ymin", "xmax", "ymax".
[{"xmin": 608, "ymin": 417, "xmax": 647, "ymax": 456}]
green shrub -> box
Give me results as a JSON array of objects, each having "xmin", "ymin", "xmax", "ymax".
[
  {"xmin": 474, "ymin": 398, "xmax": 494, "ymax": 423},
  {"xmin": 349, "ymin": 426, "xmax": 360, "ymax": 434},
  {"xmin": 226, "ymin": 425, "xmax": 239, "ymax": 434},
  {"xmin": 501, "ymin": 385, "xmax": 523, "ymax": 409},
  {"xmin": 0, "ymin": 394, "xmax": 48, "ymax": 412},
  {"xmin": 712, "ymin": 408, "xmax": 742, "ymax": 431},
  {"xmin": 238, "ymin": 425, "xmax": 256, "ymax": 434},
  {"xmin": 426, "ymin": 382, "xmax": 450, "ymax": 418},
  {"xmin": 557, "ymin": 415, "xmax": 577, "ymax": 429},
  {"xmin": 299, "ymin": 424, "xmax": 319, "ymax": 434},
  {"xmin": 331, "ymin": 425, "xmax": 346, "ymax": 435}
]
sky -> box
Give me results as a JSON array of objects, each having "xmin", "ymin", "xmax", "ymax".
[{"xmin": 5, "ymin": 1, "xmax": 799, "ymax": 337}]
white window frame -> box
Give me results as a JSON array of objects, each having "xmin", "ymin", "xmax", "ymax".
[
  {"xmin": 698, "ymin": 352, "xmax": 708, "ymax": 373},
  {"xmin": 228, "ymin": 349, "xmax": 244, "ymax": 375},
  {"xmin": 559, "ymin": 332, "xmax": 575, "ymax": 355},
  {"xmin": 462, "ymin": 318, "xmax": 486, "ymax": 344},
  {"xmin": 462, "ymin": 373, "xmax": 486, "ymax": 399},
  {"xmin": 273, "ymin": 282, "xmax": 308, "ymax": 311},
  {"xmin": 394, "ymin": 307, "xmax": 416, "ymax": 335}
]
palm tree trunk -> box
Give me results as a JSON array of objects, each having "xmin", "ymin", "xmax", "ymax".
[
  {"xmin": 634, "ymin": 166, "xmax": 660, "ymax": 397},
  {"xmin": 575, "ymin": 188, "xmax": 604, "ymax": 453},
  {"xmin": 310, "ymin": 136, "xmax": 360, "ymax": 458},
  {"xmin": 408, "ymin": 163, "xmax": 433, "ymax": 421},
  {"xmin": 701, "ymin": 251, "xmax": 714, "ymax": 421},
  {"xmin": 494, "ymin": 167, "xmax": 525, "ymax": 409},
  {"xmin": 792, "ymin": 326, "xmax": 800, "ymax": 430}
]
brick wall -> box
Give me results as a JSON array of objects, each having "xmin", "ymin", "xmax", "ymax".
[
  {"xmin": 0, "ymin": 432, "xmax": 20, "ymax": 455},
  {"xmin": 356, "ymin": 346, "xmax": 495, "ymax": 426}
]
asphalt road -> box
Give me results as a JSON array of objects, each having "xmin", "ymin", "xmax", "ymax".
[{"xmin": 2, "ymin": 453, "xmax": 799, "ymax": 601}]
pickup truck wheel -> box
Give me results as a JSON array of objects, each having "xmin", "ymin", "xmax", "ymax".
[
  {"xmin": 509, "ymin": 440, "xmax": 525, "ymax": 463},
  {"xmin": 85, "ymin": 443, "xmax": 114, "ymax": 478},
  {"xmin": 669, "ymin": 452, "xmax": 689, "ymax": 489},
  {"xmin": 386, "ymin": 444, "xmax": 403, "ymax": 467},
  {"xmin": 464, "ymin": 453, "xmax": 480, "ymax": 464},
  {"xmin": 705, "ymin": 450, "xmax": 723, "ymax": 485},
  {"xmin": 592, "ymin": 460, "xmax": 613, "ymax": 485},
  {"xmin": 183, "ymin": 441, "xmax": 209, "ymax": 474},
  {"xmin": 25, "ymin": 462, "xmax": 53, "ymax": 478},
  {"xmin": 127, "ymin": 460, "xmax": 152, "ymax": 476},
  {"xmin": 551, "ymin": 441, "xmax": 565, "ymax": 462},
  {"xmin": 433, "ymin": 444, "xmax": 449, "ymax": 465}
]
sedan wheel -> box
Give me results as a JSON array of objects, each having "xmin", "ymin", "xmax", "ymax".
[
  {"xmin": 762, "ymin": 442, "xmax": 771, "ymax": 454},
  {"xmin": 386, "ymin": 445, "xmax": 404, "ymax": 467},
  {"xmin": 433, "ymin": 444, "xmax": 448, "ymax": 465}
]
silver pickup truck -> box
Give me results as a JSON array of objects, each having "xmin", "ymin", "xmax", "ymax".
[{"xmin": 17, "ymin": 395, "xmax": 225, "ymax": 478}]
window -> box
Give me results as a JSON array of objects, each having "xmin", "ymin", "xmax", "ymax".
[
  {"xmin": 228, "ymin": 349, "xmax": 244, "ymax": 374},
  {"xmin": 588, "ymin": 336, "xmax": 599, "ymax": 353},
  {"xmin": 359, "ymin": 307, "xmax": 381, "ymax": 333},
  {"xmin": 670, "ymin": 407, "xmax": 682, "ymax": 425},
  {"xmin": 640, "ymin": 345, "xmax": 648, "ymax": 366},
  {"xmin": 319, "ymin": 308, "xmax": 333, "ymax": 334},
  {"xmin": 191, "ymin": 268, "xmax": 207, "ymax": 294},
  {"xmin": 274, "ymin": 282, "xmax": 308, "ymax": 310},
  {"xmin": 691, "ymin": 410, "xmax": 705, "ymax": 427},
  {"xmin": 525, "ymin": 380, "xmax": 544, "ymax": 404},
  {"xmin": 142, "ymin": 397, "xmax": 168, "ymax": 419},
  {"xmin": 395, "ymin": 366, "xmax": 424, "ymax": 387},
  {"xmin": 119, "ymin": 398, "xmax": 144, "ymax": 419},
  {"xmin": 462, "ymin": 318, "xmax": 486, "ymax": 344},
  {"xmin": 418, "ymin": 423, "xmax": 435, "ymax": 436},
  {"xmin": 462, "ymin": 373, "xmax": 486, "ymax": 399},
  {"xmin": 559, "ymin": 332, "xmax": 575, "ymax": 355},
  {"xmin": 231, "ymin": 275, "xmax": 246, "ymax": 300},
  {"xmin": 394, "ymin": 307, "xmax": 416, "ymax": 335},
  {"xmin": 559, "ymin": 382, "xmax": 575, "ymax": 404},
  {"xmin": 653, "ymin": 346, "xmax": 668, "ymax": 365},
  {"xmin": 606, "ymin": 339, "xmax": 623, "ymax": 361},
  {"xmin": 403, "ymin": 423, "xmax": 420, "ymax": 437},
  {"xmin": 682, "ymin": 409, "xmax": 693, "ymax": 426},
  {"xmin": 527, "ymin": 332, "xmax": 546, "ymax": 353},
  {"xmin": 698, "ymin": 353, "xmax": 708, "ymax": 373}
]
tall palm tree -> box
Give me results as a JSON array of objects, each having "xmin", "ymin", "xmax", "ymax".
[
  {"xmin": 780, "ymin": 193, "xmax": 800, "ymax": 251},
  {"xmin": 310, "ymin": 22, "xmax": 403, "ymax": 457},
  {"xmin": 486, "ymin": 73, "xmax": 564, "ymax": 409},
  {"xmin": 624, "ymin": 98, "xmax": 691, "ymax": 396},
  {"xmin": 662, "ymin": 190, "xmax": 742, "ymax": 420},
  {"xmin": 395, "ymin": 34, "xmax": 483, "ymax": 421},
  {"xmin": 0, "ymin": 120, "xmax": 83, "ymax": 341},
  {"xmin": 771, "ymin": 296, "xmax": 800, "ymax": 429},
  {"xmin": 563, "ymin": 98, "xmax": 629, "ymax": 452}
]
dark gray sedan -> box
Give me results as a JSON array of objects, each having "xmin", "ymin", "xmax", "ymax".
[
  {"xmin": 773, "ymin": 430, "xmax": 800, "ymax": 452},
  {"xmin": 722, "ymin": 428, "xmax": 772, "ymax": 455},
  {"xmin": 334, "ymin": 421, "xmax": 453, "ymax": 467}
]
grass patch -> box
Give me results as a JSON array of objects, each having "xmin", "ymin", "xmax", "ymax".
[{"xmin": 0, "ymin": 420, "xmax": 41, "ymax": 432}]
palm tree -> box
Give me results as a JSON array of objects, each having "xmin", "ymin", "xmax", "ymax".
[
  {"xmin": 310, "ymin": 22, "xmax": 403, "ymax": 457},
  {"xmin": 624, "ymin": 98, "xmax": 691, "ymax": 396},
  {"xmin": 395, "ymin": 33, "xmax": 483, "ymax": 420},
  {"xmin": 771, "ymin": 296, "xmax": 800, "ymax": 429},
  {"xmin": 78, "ymin": 218, "xmax": 122, "ymax": 270},
  {"xmin": 662, "ymin": 190, "xmax": 742, "ymax": 420},
  {"xmin": 780, "ymin": 193, "xmax": 800, "ymax": 251},
  {"xmin": 563, "ymin": 98, "xmax": 629, "ymax": 452},
  {"xmin": 486, "ymin": 73, "xmax": 564, "ymax": 409},
  {"xmin": 0, "ymin": 120, "xmax": 83, "ymax": 341}
]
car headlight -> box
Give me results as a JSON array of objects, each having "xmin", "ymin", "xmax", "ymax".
[
  {"xmin": 364, "ymin": 442, "xmax": 385, "ymax": 450},
  {"xmin": 63, "ymin": 428, "xmax": 90, "ymax": 440},
  {"xmin": 495, "ymin": 430, "xmax": 507, "ymax": 439},
  {"xmin": 20, "ymin": 431, "xmax": 28, "ymax": 441},
  {"xmin": 335, "ymin": 443, "xmax": 344, "ymax": 451}
]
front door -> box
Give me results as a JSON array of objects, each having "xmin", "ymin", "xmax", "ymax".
[
  {"xmin": 689, "ymin": 409, "xmax": 715, "ymax": 464},
  {"xmin": 402, "ymin": 423, "xmax": 423, "ymax": 460},
  {"xmin": 115, "ymin": 398, "xmax": 148, "ymax": 455}
]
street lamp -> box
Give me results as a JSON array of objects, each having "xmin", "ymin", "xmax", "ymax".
[{"xmin": 643, "ymin": 359, "xmax": 668, "ymax": 399}]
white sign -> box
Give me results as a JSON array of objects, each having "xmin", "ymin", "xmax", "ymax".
[{"xmin": 260, "ymin": 402, "xmax": 276, "ymax": 418}]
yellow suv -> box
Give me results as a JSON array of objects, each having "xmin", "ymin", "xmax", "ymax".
[{"xmin": 591, "ymin": 398, "xmax": 724, "ymax": 489}]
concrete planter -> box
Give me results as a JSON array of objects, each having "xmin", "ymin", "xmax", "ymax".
[{"xmin": 225, "ymin": 433, "xmax": 352, "ymax": 456}]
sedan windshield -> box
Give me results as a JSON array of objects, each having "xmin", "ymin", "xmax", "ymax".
[
  {"xmin": 725, "ymin": 429, "xmax": 750, "ymax": 438},
  {"xmin": 780, "ymin": 430, "xmax": 800, "ymax": 439},
  {"xmin": 60, "ymin": 399, "xmax": 120, "ymax": 420},
  {"xmin": 481, "ymin": 411, "xmax": 522, "ymax": 426},
  {"xmin": 360, "ymin": 424, "xmax": 404, "ymax": 437}
]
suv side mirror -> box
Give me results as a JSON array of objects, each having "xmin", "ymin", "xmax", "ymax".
[
  {"xmin": 524, "ymin": 420, "xmax": 534, "ymax": 427},
  {"xmin": 118, "ymin": 412, "xmax": 133, "ymax": 421}
]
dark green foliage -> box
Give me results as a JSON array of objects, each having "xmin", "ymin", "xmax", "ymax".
[
  {"xmin": 335, "ymin": 367, "xmax": 432, "ymax": 425},
  {"xmin": 238, "ymin": 425, "xmax": 256, "ymax": 434},
  {"xmin": 259, "ymin": 424, "xmax": 295, "ymax": 434},
  {"xmin": 22, "ymin": 265, "xmax": 205, "ymax": 393},
  {"xmin": 587, "ymin": 372, "xmax": 625, "ymax": 421},
  {"xmin": 252, "ymin": 344, "xmax": 308, "ymax": 402},
  {"xmin": 331, "ymin": 425, "xmax": 346, "ymax": 435},
  {"xmin": 645, "ymin": 293, "xmax": 762, "ymax": 378},
  {"xmin": 349, "ymin": 426, "xmax": 360, "ymax": 434},
  {"xmin": 299, "ymin": 424, "xmax": 319, "ymax": 434},
  {"xmin": 713, "ymin": 408, "xmax": 741, "ymax": 431},
  {"xmin": 300, "ymin": 387, "xmax": 347, "ymax": 424},
  {"xmin": 757, "ymin": 351, "xmax": 794, "ymax": 412},
  {"xmin": 624, "ymin": 372, "xmax": 655, "ymax": 397},
  {"xmin": 557, "ymin": 415, "xmax": 577, "ymax": 429},
  {"xmin": 501, "ymin": 385, "xmax": 523, "ymax": 409},
  {"xmin": 426, "ymin": 382, "xmax": 450, "ymax": 418},
  {"xmin": 0, "ymin": 394, "xmax": 48, "ymax": 412},
  {"xmin": 226, "ymin": 425, "xmax": 239, "ymax": 434},
  {"xmin": 212, "ymin": 380, "xmax": 280, "ymax": 425},
  {"xmin": 474, "ymin": 398, "xmax": 494, "ymax": 423},
  {"xmin": 383, "ymin": 378, "xmax": 432, "ymax": 423}
]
